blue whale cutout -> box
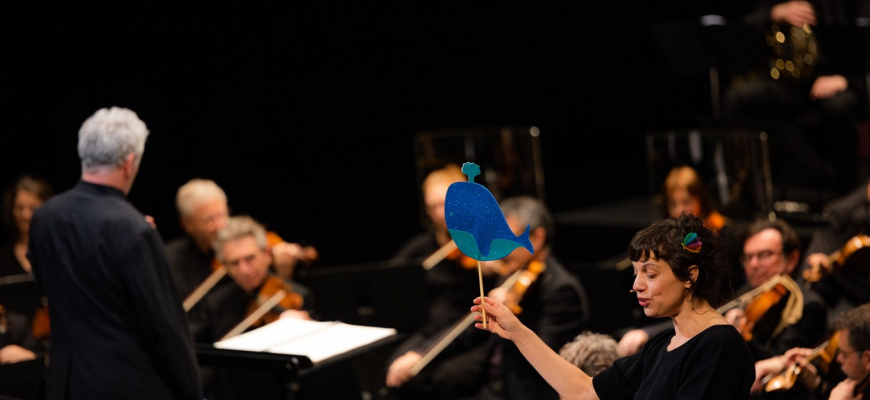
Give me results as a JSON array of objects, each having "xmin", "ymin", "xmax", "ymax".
[{"xmin": 445, "ymin": 162, "xmax": 534, "ymax": 261}]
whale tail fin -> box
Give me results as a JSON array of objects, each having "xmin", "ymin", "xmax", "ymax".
[{"xmin": 517, "ymin": 224, "xmax": 533, "ymax": 254}]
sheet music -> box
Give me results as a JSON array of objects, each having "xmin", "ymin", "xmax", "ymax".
[{"xmin": 214, "ymin": 318, "xmax": 397, "ymax": 364}]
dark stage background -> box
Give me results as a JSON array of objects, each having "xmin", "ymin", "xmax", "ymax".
[{"xmin": 4, "ymin": 4, "xmax": 753, "ymax": 268}]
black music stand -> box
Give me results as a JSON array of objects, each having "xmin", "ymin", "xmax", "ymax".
[
  {"xmin": 0, "ymin": 274, "xmax": 43, "ymax": 319},
  {"xmin": 0, "ymin": 356, "xmax": 45, "ymax": 400},
  {"xmin": 294, "ymin": 259, "xmax": 425, "ymax": 398},
  {"xmin": 195, "ymin": 344, "xmax": 308, "ymax": 400},
  {"xmin": 295, "ymin": 258, "xmax": 427, "ymax": 334}
]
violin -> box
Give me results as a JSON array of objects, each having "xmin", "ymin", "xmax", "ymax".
[
  {"xmin": 765, "ymin": 331, "xmax": 840, "ymax": 392},
  {"xmin": 738, "ymin": 282, "xmax": 790, "ymax": 342},
  {"xmin": 246, "ymin": 275, "xmax": 304, "ymax": 329},
  {"xmin": 221, "ymin": 275, "xmax": 304, "ymax": 340},
  {"xmin": 803, "ymin": 235, "xmax": 870, "ymax": 284},
  {"xmin": 192, "ymin": 230, "xmax": 315, "ymax": 312},
  {"xmin": 209, "ymin": 231, "xmax": 318, "ymax": 273}
]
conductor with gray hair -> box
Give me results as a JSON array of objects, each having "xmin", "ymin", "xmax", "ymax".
[{"xmin": 28, "ymin": 107, "xmax": 202, "ymax": 400}]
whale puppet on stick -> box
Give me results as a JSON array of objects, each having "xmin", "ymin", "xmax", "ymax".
[{"xmin": 445, "ymin": 162, "xmax": 533, "ymax": 261}]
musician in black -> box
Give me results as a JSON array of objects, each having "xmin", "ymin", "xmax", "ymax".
[
  {"xmin": 382, "ymin": 164, "xmax": 498, "ymax": 395},
  {"xmin": 799, "ymin": 179, "xmax": 870, "ymax": 312},
  {"xmin": 721, "ymin": 0, "xmax": 870, "ymax": 197},
  {"xmin": 384, "ymin": 196, "xmax": 590, "ymax": 400},
  {"xmin": 754, "ymin": 302, "xmax": 870, "ymax": 399}
]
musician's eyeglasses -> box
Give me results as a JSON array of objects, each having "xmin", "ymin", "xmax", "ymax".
[
  {"xmin": 838, "ymin": 346, "xmax": 860, "ymax": 359},
  {"xmin": 740, "ymin": 250, "xmax": 782, "ymax": 266}
]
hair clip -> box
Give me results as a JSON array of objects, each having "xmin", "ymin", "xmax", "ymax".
[{"xmin": 681, "ymin": 232, "xmax": 702, "ymax": 253}]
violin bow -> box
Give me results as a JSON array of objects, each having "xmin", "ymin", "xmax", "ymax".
[
  {"xmin": 408, "ymin": 269, "xmax": 524, "ymax": 377},
  {"xmin": 716, "ymin": 274, "xmax": 785, "ymax": 314},
  {"xmin": 220, "ymin": 289, "xmax": 287, "ymax": 341},
  {"xmin": 182, "ymin": 265, "xmax": 227, "ymax": 312},
  {"xmin": 422, "ymin": 240, "xmax": 458, "ymax": 270}
]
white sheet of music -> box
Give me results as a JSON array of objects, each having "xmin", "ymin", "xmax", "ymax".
[{"xmin": 213, "ymin": 318, "xmax": 397, "ymax": 364}]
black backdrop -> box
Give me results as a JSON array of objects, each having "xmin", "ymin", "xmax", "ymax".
[{"xmin": 1, "ymin": 3, "xmax": 751, "ymax": 266}]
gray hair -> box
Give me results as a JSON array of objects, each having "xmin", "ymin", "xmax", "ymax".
[
  {"xmin": 176, "ymin": 179, "xmax": 228, "ymax": 218},
  {"xmin": 213, "ymin": 215, "xmax": 268, "ymax": 263},
  {"xmin": 78, "ymin": 107, "xmax": 149, "ymax": 172},
  {"xmin": 558, "ymin": 331, "xmax": 619, "ymax": 377}
]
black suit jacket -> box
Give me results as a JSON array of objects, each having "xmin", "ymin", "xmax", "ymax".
[{"xmin": 28, "ymin": 181, "xmax": 201, "ymax": 400}]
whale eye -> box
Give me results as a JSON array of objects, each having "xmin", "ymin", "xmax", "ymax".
[{"xmin": 448, "ymin": 212, "xmax": 454, "ymax": 217}]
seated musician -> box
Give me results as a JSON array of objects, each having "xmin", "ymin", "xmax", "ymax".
[
  {"xmin": 205, "ymin": 215, "xmax": 311, "ymax": 400},
  {"xmin": 0, "ymin": 175, "xmax": 54, "ymax": 352},
  {"xmin": 209, "ymin": 215, "xmax": 311, "ymax": 340},
  {"xmin": 729, "ymin": 218, "xmax": 829, "ymax": 362},
  {"xmin": 798, "ymin": 179, "xmax": 870, "ymax": 312},
  {"xmin": 0, "ymin": 303, "xmax": 44, "ymax": 399},
  {"xmin": 385, "ymin": 195, "xmax": 590, "ymax": 400},
  {"xmin": 617, "ymin": 218, "xmax": 829, "ymax": 372},
  {"xmin": 165, "ymin": 178, "xmax": 317, "ymax": 341},
  {"xmin": 754, "ymin": 303, "xmax": 870, "ymax": 400},
  {"xmin": 383, "ymin": 164, "xmax": 499, "ymax": 387}
]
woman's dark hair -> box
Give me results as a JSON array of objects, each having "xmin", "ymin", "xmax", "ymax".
[
  {"xmin": 2, "ymin": 174, "xmax": 54, "ymax": 240},
  {"xmin": 628, "ymin": 213, "xmax": 733, "ymax": 308}
]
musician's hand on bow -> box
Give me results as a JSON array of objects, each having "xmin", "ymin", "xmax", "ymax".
[
  {"xmin": 784, "ymin": 347, "xmax": 821, "ymax": 390},
  {"xmin": 472, "ymin": 296, "xmax": 524, "ymax": 340},
  {"xmin": 386, "ymin": 351, "xmax": 422, "ymax": 388},
  {"xmin": 753, "ymin": 355, "xmax": 787, "ymax": 394}
]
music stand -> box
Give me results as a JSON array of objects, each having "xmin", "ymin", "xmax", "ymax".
[
  {"xmin": 295, "ymin": 258, "xmax": 426, "ymax": 334},
  {"xmin": 0, "ymin": 356, "xmax": 45, "ymax": 400},
  {"xmin": 0, "ymin": 274, "xmax": 43, "ymax": 318}
]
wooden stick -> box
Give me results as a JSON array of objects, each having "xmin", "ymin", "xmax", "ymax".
[
  {"xmin": 409, "ymin": 313, "xmax": 475, "ymax": 377},
  {"xmin": 183, "ymin": 266, "xmax": 227, "ymax": 312},
  {"xmin": 220, "ymin": 289, "xmax": 286, "ymax": 341},
  {"xmin": 477, "ymin": 260, "xmax": 487, "ymax": 328},
  {"xmin": 422, "ymin": 240, "xmax": 458, "ymax": 270}
]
